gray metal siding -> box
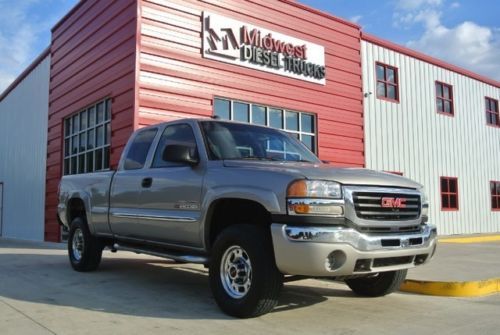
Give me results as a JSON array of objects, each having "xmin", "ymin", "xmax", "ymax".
[
  {"xmin": 0, "ymin": 55, "xmax": 50, "ymax": 241},
  {"xmin": 362, "ymin": 40, "xmax": 500, "ymax": 235}
]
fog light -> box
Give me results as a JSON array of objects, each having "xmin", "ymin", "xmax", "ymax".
[{"xmin": 325, "ymin": 250, "xmax": 346, "ymax": 271}]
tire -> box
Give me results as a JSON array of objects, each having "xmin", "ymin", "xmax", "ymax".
[
  {"xmin": 345, "ymin": 269, "xmax": 407, "ymax": 297},
  {"xmin": 209, "ymin": 224, "xmax": 283, "ymax": 318},
  {"xmin": 68, "ymin": 217, "xmax": 103, "ymax": 272}
]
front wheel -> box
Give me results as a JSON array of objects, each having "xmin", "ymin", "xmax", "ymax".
[
  {"xmin": 209, "ymin": 224, "xmax": 283, "ymax": 318},
  {"xmin": 68, "ymin": 217, "xmax": 103, "ymax": 272},
  {"xmin": 345, "ymin": 270, "xmax": 407, "ymax": 297}
]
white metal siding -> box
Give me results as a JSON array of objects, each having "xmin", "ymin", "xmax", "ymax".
[
  {"xmin": 362, "ymin": 40, "xmax": 500, "ymax": 235},
  {"xmin": 0, "ymin": 55, "xmax": 50, "ymax": 241}
]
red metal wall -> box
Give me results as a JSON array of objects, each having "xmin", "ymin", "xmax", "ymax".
[
  {"xmin": 137, "ymin": 0, "xmax": 364, "ymax": 165},
  {"xmin": 45, "ymin": 0, "xmax": 138, "ymax": 241}
]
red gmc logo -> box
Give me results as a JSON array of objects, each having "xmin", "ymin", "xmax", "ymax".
[{"xmin": 381, "ymin": 197, "xmax": 407, "ymax": 208}]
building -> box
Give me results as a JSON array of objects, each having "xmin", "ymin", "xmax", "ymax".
[
  {"xmin": 0, "ymin": 50, "xmax": 50, "ymax": 240},
  {"xmin": 361, "ymin": 35, "xmax": 500, "ymax": 235},
  {"xmin": 0, "ymin": 0, "xmax": 498, "ymax": 242}
]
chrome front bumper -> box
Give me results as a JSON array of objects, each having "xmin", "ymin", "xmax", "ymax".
[{"xmin": 271, "ymin": 224, "xmax": 437, "ymax": 277}]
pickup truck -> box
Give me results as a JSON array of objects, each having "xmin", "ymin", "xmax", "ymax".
[{"xmin": 58, "ymin": 118, "xmax": 437, "ymax": 318}]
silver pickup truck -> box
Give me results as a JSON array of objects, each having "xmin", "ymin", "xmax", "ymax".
[{"xmin": 58, "ymin": 118, "xmax": 437, "ymax": 318}]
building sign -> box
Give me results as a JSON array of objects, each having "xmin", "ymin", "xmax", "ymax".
[{"xmin": 202, "ymin": 12, "xmax": 326, "ymax": 85}]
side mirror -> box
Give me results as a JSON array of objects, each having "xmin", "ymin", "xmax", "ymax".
[{"xmin": 162, "ymin": 144, "xmax": 199, "ymax": 166}]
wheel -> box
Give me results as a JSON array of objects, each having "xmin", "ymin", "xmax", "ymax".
[
  {"xmin": 68, "ymin": 217, "xmax": 103, "ymax": 272},
  {"xmin": 345, "ymin": 269, "xmax": 407, "ymax": 297},
  {"xmin": 209, "ymin": 224, "xmax": 283, "ymax": 318}
]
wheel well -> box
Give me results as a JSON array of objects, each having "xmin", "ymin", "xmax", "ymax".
[
  {"xmin": 67, "ymin": 198, "xmax": 86, "ymax": 224},
  {"xmin": 207, "ymin": 199, "xmax": 271, "ymax": 249}
]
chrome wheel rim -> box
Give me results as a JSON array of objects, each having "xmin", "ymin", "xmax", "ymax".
[
  {"xmin": 220, "ymin": 245, "xmax": 252, "ymax": 299},
  {"xmin": 72, "ymin": 228, "xmax": 84, "ymax": 261}
]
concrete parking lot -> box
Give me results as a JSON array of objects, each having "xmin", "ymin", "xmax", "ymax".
[{"xmin": 1, "ymin": 238, "xmax": 499, "ymax": 335}]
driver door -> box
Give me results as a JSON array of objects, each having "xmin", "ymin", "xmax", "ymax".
[{"xmin": 137, "ymin": 123, "xmax": 204, "ymax": 247}]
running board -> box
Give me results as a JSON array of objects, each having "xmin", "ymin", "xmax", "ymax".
[{"xmin": 113, "ymin": 243, "xmax": 209, "ymax": 264}]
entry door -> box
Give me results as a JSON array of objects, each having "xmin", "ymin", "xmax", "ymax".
[{"xmin": 0, "ymin": 183, "xmax": 3, "ymax": 236}]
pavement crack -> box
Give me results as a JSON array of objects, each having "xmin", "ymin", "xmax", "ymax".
[{"xmin": 0, "ymin": 298, "xmax": 58, "ymax": 335}]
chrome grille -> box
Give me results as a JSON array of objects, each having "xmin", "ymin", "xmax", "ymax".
[{"xmin": 353, "ymin": 192, "xmax": 421, "ymax": 221}]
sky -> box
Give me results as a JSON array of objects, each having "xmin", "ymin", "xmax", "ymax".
[{"xmin": 0, "ymin": 0, "xmax": 499, "ymax": 93}]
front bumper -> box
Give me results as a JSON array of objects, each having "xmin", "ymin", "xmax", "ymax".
[{"xmin": 271, "ymin": 223, "xmax": 437, "ymax": 277}]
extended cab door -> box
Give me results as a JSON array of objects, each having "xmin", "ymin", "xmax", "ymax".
[{"xmin": 136, "ymin": 123, "xmax": 204, "ymax": 247}]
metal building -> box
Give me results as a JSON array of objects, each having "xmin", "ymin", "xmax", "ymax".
[
  {"xmin": 0, "ymin": 51, "xmax": 50, "ymax": 240},
  {"xmin": 362, "ymin": 35, "xmax": 500, "ymax": 235}
]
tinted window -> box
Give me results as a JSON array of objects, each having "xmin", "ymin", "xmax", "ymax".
[
  {"xmin": 124, "ymin": 128, "xmax": 158, "ymax": 170},
  {"xmin": 152, "ymin": 124, "xmax": 197, "ymax": 168}
]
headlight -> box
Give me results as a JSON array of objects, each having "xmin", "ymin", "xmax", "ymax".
[
  {"xmin": 287, "ymin": 180, "xmax": 344, "ymax": 216},
  {"xmin": 419, "ymin": 187, "xmax": 429, "ymax": 219},
  {"xmin": 287, "ymin": 180, "xmax": 342, "ymax": 199}
]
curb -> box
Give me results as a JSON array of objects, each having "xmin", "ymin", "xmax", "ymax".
[
  {"xmin": 400, "ymin": 278, "xmax": 500, "ymax": 297},
  {"xmin": 439, "ymin": 235, "xmax": 500, "ymax": 244}
]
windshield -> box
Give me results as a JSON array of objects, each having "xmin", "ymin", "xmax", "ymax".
[{"xmin": 200, "ymin": 121, "xmax": 320, "ymax": 163}]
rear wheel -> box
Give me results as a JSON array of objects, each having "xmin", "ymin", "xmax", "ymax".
[
  {"xmin": 68, "ymin": 217, "xmax": 103, "ymax": 272},
  {"xmin": 209, "ymin": 224, "xmax": 283, "ymax": 318},
  {"xmin": 345, "ymin": 270, "xmax": 407, "ymax": 297}
]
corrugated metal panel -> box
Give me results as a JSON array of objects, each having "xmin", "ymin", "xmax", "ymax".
[
  {"xmin": 137, "ymin": 0, "xmax": 364, "ymax": 166},
  {"xmin": 0, "ymin": 55, "xmax": 50, "ymax": 241},
  {"xmin": 362, "ymin": 40, "xmax": 500, "ymax": 235},
  {"xmin": 45, "ymin": 0, "xmax": 138, "ymax": 241}
]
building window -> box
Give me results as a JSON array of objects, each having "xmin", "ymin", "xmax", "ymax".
[
  {"xmin": 63, "ymin": 99, "xmax": 111, "ymax": 175},
  {"xmin": 440, "ymin": 177, "xmax": 459, "ymax": 211},
  {"xmin": 375, "ymin": 62, "xmax": 399, "ymax": 102},
  {"xmin": 491, "ymin": 181, "xmax": 500, "ymax": 211},
  {"xmin": 435, "ymin": 81, "xmax": 454, "ymax": 116},
  {"xmin": 486, "ymin": 97, "xmax": 499, "ymax": 127},
  {"xmin": 213, "ymin": 98, "xmax": 317, "ymax": 153}
]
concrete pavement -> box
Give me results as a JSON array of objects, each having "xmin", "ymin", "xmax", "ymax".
[
  {"xmin": 407, "ymin": 240, "xmax": 500, "ymax": 282},
  {"xmin": 1, "ymin": 237, "xmax": 500, "ymax": 334}
]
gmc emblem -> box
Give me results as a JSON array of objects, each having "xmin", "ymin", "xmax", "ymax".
[{"xmin": 381, "ymin": 197, "xmax": 407, "ymax": 208}]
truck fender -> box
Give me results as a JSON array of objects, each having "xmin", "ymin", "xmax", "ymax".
[
  {"xmin": 200, "ymin": 186, "xmax": 282, "ymax": 248},
  {"xmin": 67, "ymin": 191, "xmax": 96, "ymax": 234}
]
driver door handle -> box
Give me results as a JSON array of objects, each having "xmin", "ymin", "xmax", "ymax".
[{"xmin": 141, "ymin": 177, "xmax": 153, "ymax": 188}]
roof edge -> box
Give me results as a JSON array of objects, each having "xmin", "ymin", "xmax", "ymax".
[
  {"xmin": 0, "ymin": 47, "xmax": 51, "ymax": 103},
  {"xmin": 51, "ymin": 0, "xmax": 86, "ymax": 32},
  {"xmin": 361, "ymin": 32, "xmax": 500, "ymax": 89},
  {"xmin": 282, "ymin": 0, "xmax": 361, "ymax": 30}
]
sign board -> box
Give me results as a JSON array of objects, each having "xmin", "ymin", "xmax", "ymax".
[{"xmin": 202, "ymin": 12, "xmax": 326, "ymax": 85}]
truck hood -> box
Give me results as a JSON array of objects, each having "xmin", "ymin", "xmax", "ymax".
[{"xmin": 222, "ymin": 160, "xmax": 422, "ymax": 189}]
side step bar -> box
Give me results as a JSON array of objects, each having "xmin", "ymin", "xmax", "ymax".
[{"xmin": 113, "ymin": 243, "xmax": 209, "ymax": 264}]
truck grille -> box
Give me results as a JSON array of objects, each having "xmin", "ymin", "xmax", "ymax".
[{"xmin": 353, "ymin": 192, "xmax": 420, "ymax": 221}]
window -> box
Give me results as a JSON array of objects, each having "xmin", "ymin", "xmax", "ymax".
[
  {"xmin": 435, "ymin": 81, "xmax": 454, "ymax": 116},
  {"xmin": 486, "ymin": 97, "xmax": 499, "ymax": 127},
  {"xmin": 214, "ymin": 98, "xmax": 316, "ymax": 153},
  {"xmin": 124, "ymin": 128, "xmax": 158, "ymax": 170},
  {"xmin": 200, "ymin": 121, "xmax": 319, "ymax": 163},
  {"xmin": 440, "ymin": 177, "xmax": 459, "ymax": 211},
  {"xmin": 491, "ymin": 181, "xmax": 500, "ymax": 211},
  {"xmin": 375, "ymin": 62, "xmax": 399, "ymax": 102},
  {"xmin": 152, "ymin": 124, "xmax": 198, "ymax": 168},
  {"xmin": 63, "ymin": 99, "xmax": 111, "ymax": 175}
]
